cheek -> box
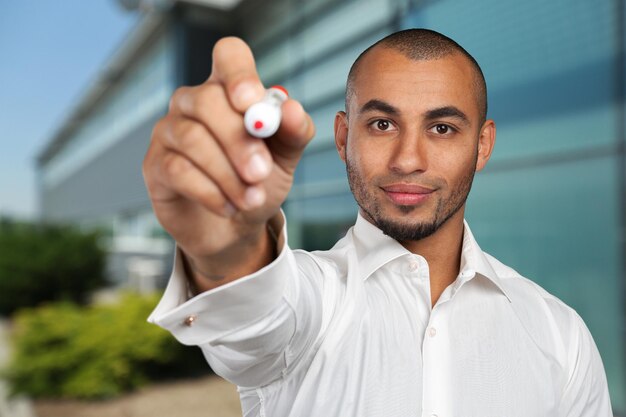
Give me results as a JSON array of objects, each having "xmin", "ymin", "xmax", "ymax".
[
  {"xmin": 430, "ymin": 144, "xmax": 477, "ymax": 183},
  {"xmin": 347, "ymin": 141, "xmax": 384, "ymax": 180},
  {"xmin": 449, "ymin": 153, "xmax": 478, "ymax": 183},
  {"xmin": 348, "ymin": 127, "xmax": 396, "ymax": 168}
]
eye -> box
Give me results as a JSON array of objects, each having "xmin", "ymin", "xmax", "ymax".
[
  {"xmin": 376, "ymin": 120, "xmax": 390, "ymax": 131},
  {"xmin": 429, "ymin": 124, "xmax": 456, "ymax": 136},
  {"xmin": 436, "ymin": 124, "xmax": 449, "ymax": 134},
  {"xmin": 370, "ymin": 119, "xmax": 395, "ymax": 132}
]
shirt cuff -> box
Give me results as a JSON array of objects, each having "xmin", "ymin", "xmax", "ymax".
[{"xmin": 147, "ymin": 212, "xmax": 292, "ymax": 346}]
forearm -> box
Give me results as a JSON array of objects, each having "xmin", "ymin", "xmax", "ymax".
[{"xmin": 147, "ymin": 211, "xmax": 324, "ymax": 387}]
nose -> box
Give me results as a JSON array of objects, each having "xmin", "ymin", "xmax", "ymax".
[{"xmin": 388, "ymin": 131, "xmax": 427, "ymax": 175}]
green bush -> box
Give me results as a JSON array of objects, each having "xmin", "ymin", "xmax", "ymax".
[
  {"xmin": 6, "ymin": 292, "xmax": 208, "ymax": 399},
  {"xmin": 0, "ymin": 219, "xmax": 106, "ymax": 316}
]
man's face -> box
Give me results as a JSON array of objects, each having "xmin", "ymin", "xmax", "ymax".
[{"xmin": 335, "ymin": 47, "xmax": 494, "ymax": 242}]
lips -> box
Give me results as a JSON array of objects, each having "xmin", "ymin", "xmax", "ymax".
[{"xmin": 381, "ymin": 183, "xmax": 435, "ymax": 205}]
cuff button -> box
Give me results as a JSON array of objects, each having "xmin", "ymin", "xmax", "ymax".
[{"xmin": 183, "ymin": 315, "xmax": 197, "ymax": 327}]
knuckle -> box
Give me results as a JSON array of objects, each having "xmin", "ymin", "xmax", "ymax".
[
  {"xmin": 143, "ymin": 137, "xmax": 163, "ymax": 178},
  {"xmin": 142, "ymin": 170, "xmax": 156, "ymax": 195},
  {"xmin": 189, "ymin": 84, "xmax": 221, "ymax": 113},
  {"xmin": 169, "ymin": 86, "xmax": 189, "ymax": 112},
  {"xmin": 174, "ymin": 121, "xmax": 203, "ymax": 149},
  {"xmin": 151, "ymin": 117, "xmax": 169, "ymax": 141},
  {"xmin": 163, "ymin": 153, "xmax": 190, "ymax": 178}
]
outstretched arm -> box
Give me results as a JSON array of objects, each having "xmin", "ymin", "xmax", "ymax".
[{"xmin": 142, "ymin": 37, "xmax": 315, "ymax": 293}]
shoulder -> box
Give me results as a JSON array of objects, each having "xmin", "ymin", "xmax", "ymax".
[
  {"xmin": 485, "ymin": 252, "xmax": 611, "ymax": 412},
  {"xmin": 484, "ymin": 252, "xmax": 588, "ymax": 363},
  {"xmin": 486, "ymin": 251, "xmax": 575, "ymax": 317},
  {"xmin": 291, "ymin": 232, "xmax": 355, "ymax": 278}
]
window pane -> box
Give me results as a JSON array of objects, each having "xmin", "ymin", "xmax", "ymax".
[
  {"xmin": 466, "ymin": 155, "xmax": 624, "ymax": 408},
  {"xmin": 294, "ymin": 146, "xmax": 346, "ymax": 185},
  {"xmin": 403, "ymin": 0, "xmax": 618, "ymax": 159},
  {"xmin": 285, "ymin": 192, "xmax": 357, "ymax": 250}
]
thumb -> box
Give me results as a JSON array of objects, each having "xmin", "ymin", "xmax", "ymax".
[{"xmin": 266, "ymin": 99, "xmax": 316, "ymax": 175}]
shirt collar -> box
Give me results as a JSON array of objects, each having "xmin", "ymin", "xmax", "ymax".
[
  {"xmin": 458, "ymin": 219, "xmax": 513, "ymax": 303},
  {"xmin": 350, "ymin": 212, "xmax": 513, "ymax": 303}
]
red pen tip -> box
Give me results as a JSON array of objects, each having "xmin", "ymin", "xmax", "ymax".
[
  {"xmin": 254, "ymin": 120, "xmax": 264, "ymax": 130},
  {"xmin": 270, "ymin": 85, "xmax": 288, "ymax": 97}
]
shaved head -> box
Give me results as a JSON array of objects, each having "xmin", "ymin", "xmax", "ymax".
[{"xmin": 346, "ymin": 29, "xmax": 488, "ymax": 123}]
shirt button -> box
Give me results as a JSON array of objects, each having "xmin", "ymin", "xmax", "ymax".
[
  {"xmin": 183, "ymin": 315, "xmax": 197, "ymax": 327},
  {"xmin": 428, "ymin": 327, "xmax": 437, "ymax": 337},
  {"xmin": 461, "ymin": 268, "xmax": 475, "ymax": 278},
  {"xmin": 409, "ymin": 261, "xmax": 419, "ymax": 272}
]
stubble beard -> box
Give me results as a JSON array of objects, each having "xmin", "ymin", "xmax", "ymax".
[{"xmin": 346, "ymin": 157, "xmax": 477, "ymax": 242}]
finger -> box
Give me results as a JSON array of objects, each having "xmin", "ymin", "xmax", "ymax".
[
  {"xmin": 144, "ymin": 118, "xmax": 180, "ymax": 202},
  {"xmin": 143, "ymin": 141, "xmax": 219, "ymax": 213},
  {"xmin": 171, "ymin": 84, "xmax": 273, "ymax": 184},
  {"xmin": 161, "ymin": 117, "xmax": 267, "ymax": 210},
  {"xmin": 208, "ymin": 37, "xmax": 265, "ymax": 112},
  {"xmin": 266, "ymin": 99, "xmax": 316, "ymax": 175},
  {"xmin": 168, "ymin": 86, "xmax": 193, "ymax": 116},
  {"xmin": 156, "ymin": 150, "xmax": 236, "ymax": 218}
]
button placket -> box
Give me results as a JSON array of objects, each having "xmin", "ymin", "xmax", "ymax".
[
  {"xmin": 407, "ymin": 255, "xmax": 427, "ymax": 277},
  {"xmin": 421, "ymin": 303, "xmax": 451, "ymax": 417},
  {"xmin": 427, "ymin": 327, "xmax": 437, "ymax": 337}
]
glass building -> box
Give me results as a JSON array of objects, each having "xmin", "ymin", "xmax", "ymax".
[{"xmin": 36, "ymin": 0, "xmax": 625, "ymax": 412}]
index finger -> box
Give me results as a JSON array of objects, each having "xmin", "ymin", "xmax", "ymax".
[{"xmin": 207, "ymin": 37, "xmax": 265, "ymax": 113}]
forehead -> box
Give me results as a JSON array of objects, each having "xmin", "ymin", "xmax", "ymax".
[{"xmin": 349, "ymin": 48, "xmax": 480, "ymax": 120}]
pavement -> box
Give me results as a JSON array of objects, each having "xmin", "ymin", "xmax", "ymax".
[
  {"xmin": 34, "ymin": 376, "xmax": 241, "ymax": 417},
  {"xmin": 0, "ymin": 319, "xmax": 35, "ymax": 417}
]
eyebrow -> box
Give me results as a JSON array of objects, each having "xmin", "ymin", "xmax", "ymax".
[
  {"xmin": 358, "ymin": 99, "xmax": 400, "ymax": 116},
  {"xmin": 425, "ymin": 106, "xmax": 470, "ymax": 127},
  {"xmin": 358, "ymin": 100, "xmax": 471, "ymax": 127}
]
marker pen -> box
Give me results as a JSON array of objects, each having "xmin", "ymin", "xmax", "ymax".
[{"xmin": 244, "ymin": 85, "xmax": 288, "ymax": 138}]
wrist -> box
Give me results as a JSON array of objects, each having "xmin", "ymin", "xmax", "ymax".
[{"xmin": 183, "ymin": 221, "xmax": 279, "ymax": 294}]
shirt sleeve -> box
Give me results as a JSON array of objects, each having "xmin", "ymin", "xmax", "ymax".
[
  {"xmin": 147, "ymin": 213, "xmax": 324, "ymax": 388},
  {"xmin": 558, "ymin": 311, "xmax": 613, "ymax": 417}
]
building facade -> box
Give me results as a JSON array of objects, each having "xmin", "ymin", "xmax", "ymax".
[{"xmin": 36, "ymin": 0, "xmax": 625, "ymax": 411}]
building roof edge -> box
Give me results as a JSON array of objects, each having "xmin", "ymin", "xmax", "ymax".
[{"xmin": 36, "ymin": 12, "xmax": 167, "ymax": 165}]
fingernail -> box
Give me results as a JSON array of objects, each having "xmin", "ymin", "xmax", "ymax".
[
  {"xmin": 234, "ymin": 82, "xmax": 261, "ymax": 108},
  {"xmin": 247, "ymin": 154, "xmax": 271, "ymax": 179},
  {"xmin": 244, "ymin": 186, "xmax": 265, "ymax": 208}
]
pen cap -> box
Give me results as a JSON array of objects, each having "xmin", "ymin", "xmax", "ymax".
[{"xmin": 243, "ymin": 86, "xmax": 289, "ymax": 138}]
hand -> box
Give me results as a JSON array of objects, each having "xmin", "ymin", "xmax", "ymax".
[{"xmin": 142, "ymin": 37, "xmax": 315, "ymax": 285}]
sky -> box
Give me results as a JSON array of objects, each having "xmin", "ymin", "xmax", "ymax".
[{"xmin": 0, "ymin": 1, "xmax": 139, "ymax": 220}]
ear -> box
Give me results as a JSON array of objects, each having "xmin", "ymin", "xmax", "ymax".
[
  {"xmin": 475, "ymin": 119, "xmax": 496, "ymax": 172},
  {"xmin": 334, "ymin": 111, "xmax": 349, "ymax": 163}
]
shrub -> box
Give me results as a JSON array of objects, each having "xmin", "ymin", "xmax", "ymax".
[
  {"xmin": 0, "ymin": 220, "xmax": 106, "ymax": 316},
  {"xmin": 6, "ymin": 292, "xmax": 209, "ymax": 399}
]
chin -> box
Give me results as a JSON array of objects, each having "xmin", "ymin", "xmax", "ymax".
[{"xmin": 374, "ymin": 214, "xmax": 440, "ymax": 241}]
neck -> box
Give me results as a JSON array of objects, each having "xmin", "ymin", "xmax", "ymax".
[{"xmin": 400, "ymin": 209, "xmax": 465, "ymax": 308}]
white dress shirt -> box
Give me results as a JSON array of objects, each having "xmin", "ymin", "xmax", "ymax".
[{"xmin": 149, "ymin": 213, "xmax": 613, "ymax": 417}]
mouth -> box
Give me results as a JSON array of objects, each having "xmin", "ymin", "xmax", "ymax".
[{"xmin": 381, "ymin": 183, "xmax": 435, "ymax": 206}]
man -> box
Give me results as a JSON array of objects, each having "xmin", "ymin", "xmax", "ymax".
[{"xmin": 144, "ymin": 29, "xmax": 613, "ymax": 416}]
